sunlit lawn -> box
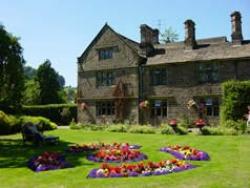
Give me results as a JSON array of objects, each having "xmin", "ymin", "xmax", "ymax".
[{"xmin": 0, "ymin": 129, "xmax": 249, "ymax": 188}]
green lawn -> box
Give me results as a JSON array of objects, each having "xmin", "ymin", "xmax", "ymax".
[{"xmin": 0, "ymin": 129, "xmax": 249, "ymax": 188}]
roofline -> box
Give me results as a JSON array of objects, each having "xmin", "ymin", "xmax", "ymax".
[
  {"xmin": 144, "ymin": 56, "xmax": 250, "ymax": 66},
  {"xmin": 78, "ymin": 23, "xmax": 140, "ymax": 64}
]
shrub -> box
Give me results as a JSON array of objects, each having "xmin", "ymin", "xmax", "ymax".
[
  {"xmin": 22, "ymin": 104, "xmax": 77, "ymax": 125},
  {"xmin": 106, "ymin": 124, "xmax": 129, "ymax": 132},
  {"xmin": 19, "ymin": 115, "xmax": 57, "ymax": 131},
  {"xmin": 173, "ymin": 126, "xmax": 188, "ymax": 135},
  {"xmin": 0, "ymin": 110, "xmax": 57, "ymax": 135},
  {"xmin": 221, "ymin": 119, "xmax": 246, "ymax": 134},
  {"xmin": 0, "ymin": 111, "xmax": 18, "ymax": 134},
  {"xmin": 69, "ymin": 121, "xmax": 82, "ymax": 130},
  {"xmin": 160, "ymin": 124, "xmax": 188, "ymax": 135},
  {"xmin": 89, "ymin": 124, "xmax": 107, "ymax": 131},
  {"xmin": 201, "ymin": 127, "xmax": 238, "ymax": 135},
  {"xmin": 179, "ymin": 115, "xmax": 190, "ymax": 128},
  {"xmin": 60, "ymin": 107, "xmax": 73, "ymax": 125},
  {"xmin": 69, "ymin": 123, "xmax": 107, "ymax": 131},
  {"xmin": 221, "ymin": 80, "xmax": 250, "ymax": 122},
  {"xmin": 160, "ymin": 125, "xmax": 175, "ymax": 135},
  {"xmin": 128, "ymin": 125, "xmax": 156, "ymax": 134}
]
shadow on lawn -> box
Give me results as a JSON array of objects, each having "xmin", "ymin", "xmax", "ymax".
[{"xmin": 0, "ymin": 138, "xmax": 94, "ymax": 169}]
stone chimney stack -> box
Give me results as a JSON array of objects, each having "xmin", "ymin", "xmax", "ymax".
[
  {"xmin": 231, "ymin": 11, "xmax": 243, "ymax": 44},
  {"xmin": 140, "ymin": 24, "xmax": 159, "ymax": 45},
  {"xmin": 184, "ymin": 19, "xmax": 197, "ymax": 49}
]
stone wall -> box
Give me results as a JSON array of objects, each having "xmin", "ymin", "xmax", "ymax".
[
  {"xmin": 77, "ymin": 27, "xmax": 140, "ymax": 124},
  {"xmin": 142, "ymin": 60, "xmax": 250, "ymax": 124}
]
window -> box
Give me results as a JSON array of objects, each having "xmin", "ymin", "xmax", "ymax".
[
  {"xmin": 197, "ymin": 97, "xmax": 219, "ymax": 117},
  {"xmin": 96, "ymin": 71, "xmax": 114, "ymax": 86},
  {"xmin": 150, "ymin": 68, "xmax": 167, "ymax": 85},
  {"xmin": 96, "ymin": 101, "xmax": 115, "ymax": 116},
  {"xmin": 98, "ymin": 48, "xmax": 113, "ymax": 60},
  {"xmin": 150, "ymin": 100, "xmax": 168, "ymax": 117},
  {"xmin": 199, "ymin": 63, "xmax": 219, "ymax": 83}
]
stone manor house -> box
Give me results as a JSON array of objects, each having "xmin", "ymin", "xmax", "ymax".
[{"xmin": 77, "ymin": 11, "xmax": 250, "ymax": 125}]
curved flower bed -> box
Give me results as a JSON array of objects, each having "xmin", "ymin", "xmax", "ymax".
[
  {"xmin": 87, "ymin": 146, "xmax": 147, "ymax": 163},
  {"xmin": 67, "ymin": 143, "xmax": 141, "ymax": 153},
  {"xmin": 67, "ymin": 144, "xmax": 101, "ymax": 153},
  {"xmin": 87, "ymin": 159, "xmax": 195, "ymax": 178},
  {"xmin": 160, "ymin": 145, "xmax": 209, "ymax": 160},
  {"xmin": 28, "ymin": 151, "xmax": 71, "ymax": 172}
]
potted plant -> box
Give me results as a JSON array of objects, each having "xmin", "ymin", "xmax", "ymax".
[
  {"xmin": 194, "ymin": 118, "xmax": 206, "ymax": 129},
  {"xmin": 169, "ymin": 119, "xmax": 178, "ymax": 127},
  {"xmin": 139, "ymin": 100, "xmax": 149, "ymax": 109}
]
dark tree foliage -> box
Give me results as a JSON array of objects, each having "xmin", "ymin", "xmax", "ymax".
[
  {"xmin": 0, "ymin": 25, "xmax": 25, "ymax": 109},
  {"xmin": 36, "ymin": 59, "xmax": 64, "ymax": 104},
  {"xmin": 57, "ymin": 74, "xmax": 65, "ymax": 88},
  {"xmin": 23, "ymin": 65, "xmax": 37, "ymax": 79}
]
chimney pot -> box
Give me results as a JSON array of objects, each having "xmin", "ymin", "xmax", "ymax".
[
  {"xmin": 231, "ymin": 11, "xmax": 243, "ymax": 44},
  {"xmin": 140, "ymin": 24, "xmax": 159, "ymax": 45},
  {"xmin": 184, "ymin": 19, "xmax": 197, "ymax": 49}
]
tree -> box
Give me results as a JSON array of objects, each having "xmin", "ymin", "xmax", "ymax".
[
  {"xmin": 160, "ymin": 27, "xmax": 179, "ymax": 43},
  {"xmin": 0, "ymin": 25, "xmax": 25, "ymax": 108},
  {"xmin": 22, "ymin": 79, "xmax": 40, "ymax": 105},
  {"xmin": 23, "ymin": 65, "xmax": 37, "ymax": 80},
  {"xmin": 64, "ymin": 86, "xmax": 76, "ymax": 103},
  {"xmin": 36, "ymin": 59, "xmax": 64, "ymax": 104},
  {"xmin": 57, "ymin": 74, "xmax": 65, "ymax": 88}
]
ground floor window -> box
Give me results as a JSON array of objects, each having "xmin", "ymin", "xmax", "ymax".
[
  {"xmin": 96, "ymin": 101, "xmax": 115, "ymax": 116},
  {"xmin": 197, "ymin": 97, "xmax": 219, "ymax": 117},
  {"xmin": 150, "ymin": 100, "xmax": 168, "ymax": 118}
]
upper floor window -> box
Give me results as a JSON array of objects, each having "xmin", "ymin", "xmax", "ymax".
[
  {"xmin": 197, "ymin": 97, "xmax": 219, "ymax": 117},
  {"xmin": 98, "ymin": 48, "xmax": 113, "ymax": 60},
  {"xmin": 96, "ymin": 71, "xmax": 114, "ymax": 87},
  {"xmin": 198, "ymin": 63, "xmax": 219, "ymax": 83},
  {"xmin": 96, "ymin": 101, "xmax": 115, "ymax": 116},
  {"xmin": 150, "ymin": 68, "xmax": 167, "ymax": 85},
  {"xmin": 150, "ymin": 100, "xmax": 168, "ymax": 118}
]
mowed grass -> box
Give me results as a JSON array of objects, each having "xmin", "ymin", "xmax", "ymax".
[{"xmin": 0, "ymin": 129, "xmax": 250, "ymax": 188}]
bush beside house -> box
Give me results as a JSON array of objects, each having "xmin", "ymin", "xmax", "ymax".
[
  {"xmin": 0, "ymin": 110, "xmax": 57, "ymax": 135},
  {"xmin": 22, "ymin": 104, "xmax": 77, "ymax": 125}
]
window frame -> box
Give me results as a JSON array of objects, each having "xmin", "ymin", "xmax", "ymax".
[
  {"xmin": 150, "ymin": 68, "xmax": 167, "ymax": 86},
  {"xmin": 197, "ymin": 97, "xmax": 219, "ymax": 117},
  {"xmin": 96, "ymin": 101, "xmax": 115, "ymax": 116},
  {"xmin": 96, "ymin": 71, "xmax": 114, "ymax": 87},
  {"xmin": 198, "ymin": 63, "xmax": 219, "ymax": 83},
  {"xmin": 98, "ymin": 47, "xmax": 114, "ymax": 60},
  {"xmin": 150, "ymin": 100, "xmax": 168, "ymax": 118}
]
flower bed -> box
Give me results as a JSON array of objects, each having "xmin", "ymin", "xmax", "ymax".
[
  {"xmin": 87, "ymin": 143, "xmax": 146, "ymax": 163},
  {"xmin": 67, "ymin": 143, "xmax": 101, "ymax": 153},
  {"xmin": 87, "ymin": 159, "xmax": 195, "ymax": 178},
  {"xmin": 160, "ymin": 145, "xmax": 210, "ymax": 160},
  {"xmin": 28, "ymin": 151, "xmax": 71, "ymax": 172},
  {"xmin": 67, "ymin": 143, "xmax": 141, "ymax": 153}
]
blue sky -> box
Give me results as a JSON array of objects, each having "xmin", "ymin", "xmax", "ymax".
[{"xmin": 1, "ymin": 0, "xmax": 250, "ymax": 86}]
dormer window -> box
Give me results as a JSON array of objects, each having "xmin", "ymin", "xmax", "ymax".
[{"xmin": 98, "ymin": 47, "xmax": 113, "ymax": 60}]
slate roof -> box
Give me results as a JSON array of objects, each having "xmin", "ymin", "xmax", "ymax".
[
  {"xmin": 146, "ymin": 37, "xmax": 250, "ymax": 65},
  {"xmin": 79, "ymin": 24, "xmax": 250, "ymax": 65}
]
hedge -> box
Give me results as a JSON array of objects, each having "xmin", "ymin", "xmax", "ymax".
[
  {"xmin": 22, "ymin": 104, "xmax": 77, "ymax": 125},
  {"xmin": 221, "ymin": 80, "xmax": 250, "ymax": 122},
  {"xmin": 0, "ymin": 110, "xmax": 57, "ymax": 135}
]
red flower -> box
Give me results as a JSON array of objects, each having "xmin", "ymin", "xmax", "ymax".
[
  {"xmin": 169, "ymin": 119, "xmax": 177, "ymax": 126},
  {"xmin": 194, "ymin": 118, "xmax": 206, "ymax": 128}
]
